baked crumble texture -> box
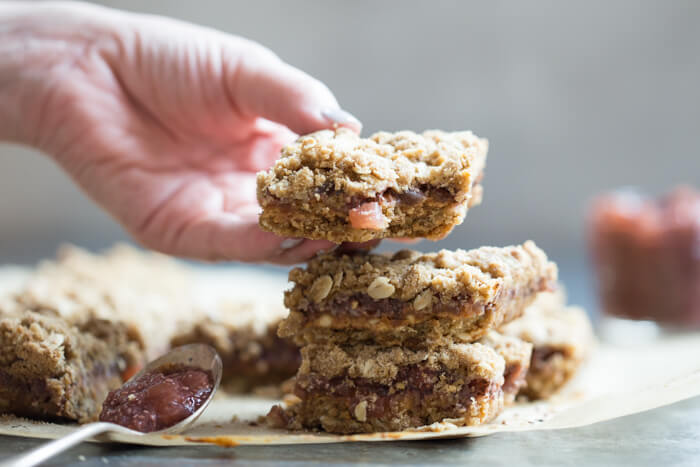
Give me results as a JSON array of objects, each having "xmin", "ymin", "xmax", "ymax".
[
  {"xmin": 13, "ymin": 244, "xmax": 302, "ymax": 393},
  {"xmin": 0, "ymin": 310, "xmax": 133, "ymax": 422},
  {"xmin": 279, "ymin": 241, "xmax": 557, "ymax": 345},
  {"xmin": 257, "ymin": 128, "xmax": 488, "ymax": 243},
  {"xmin": 13, "ymin": 244, "xmax": 195, "ymax": 361},
  {"xmin": 267, "ymin": 340, "xmax": 507, "ymax": 433},
  {"xmin": 500, "ymin": 291, "xmax": 594, "ymax": 399},
  {"xmin": 170, "ymin": 302, "xmax": 299, "ymax": 392}
]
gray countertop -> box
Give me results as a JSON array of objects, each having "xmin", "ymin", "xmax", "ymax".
[{"xmin": 1, "ymin": 395, "xmax": 699, "ymax": 467}]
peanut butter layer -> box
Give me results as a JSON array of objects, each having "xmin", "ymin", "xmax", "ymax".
[
  {"xmin": 500, "ymin": 291, "xmax": 594, "ymax": 399},
  {"xmin": 257, "ymin": 128, "xmax": 488, "ymax": 243},
  {"xmin": 267, "ymin": 340, "xmax": 506, "ymax": 434},
  {"xmin": 0, "ymin": 310, "xmax": 135, "ymax": 423},
  {"xmin": 280, "ymin": 241, "xmax": 557, "ymax": 345}
]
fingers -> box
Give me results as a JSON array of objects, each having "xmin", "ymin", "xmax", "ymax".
[
  {"xmin": 391, "ymin": 238, "xmax": 421, "ymax": 244},
  {"xmin": 125, "ymin": 174, "xmax": 335, "ymax": 264},
  {"xmin": 319, "ymin": 109, "xmax": 363, "ymax": 134},
  {"xmin": 274, "ymin": 238, "xmax": 336, "ymax": 265},
  {"xmin": 229, "ymin": 47, "xmax": 361, "ymax": 135},
  {"xmin": 150, "ymin": 212, "xmax": 336, "ymax": 264},
  {"xmin": 138, "ymin": 208, "xmax": 423, "ymax": 264},
  {"xmin": 234, "ymin": 118, "xmax": 297, "ymax": 172}
]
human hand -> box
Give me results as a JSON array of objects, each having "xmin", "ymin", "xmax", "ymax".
[{"xmin": 0, "ymin": 1, "xmax": 361, "ymax": 263}]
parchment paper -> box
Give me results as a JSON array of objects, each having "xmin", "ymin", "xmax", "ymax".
[{"xmin": 2, "ymin": 333, "xmax": 700, "ymax": 446}]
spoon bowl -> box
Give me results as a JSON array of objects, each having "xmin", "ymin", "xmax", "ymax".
[
  {"xmin": 121, "ymin": 342, "xmax": 223, "ymax": 435},
  {"xmin": 3, "ymin": 344, "xmax": 222, "ymax": 467}
]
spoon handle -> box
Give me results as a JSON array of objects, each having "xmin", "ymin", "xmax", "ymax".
[{"xmin": 1, "ymin": 422, "xmax": 116, "ymax": 467}]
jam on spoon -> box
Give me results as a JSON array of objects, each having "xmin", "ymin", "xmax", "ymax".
[{"xmin": 99, "ymin": 364, "xmax": 214, "ymax": 433}]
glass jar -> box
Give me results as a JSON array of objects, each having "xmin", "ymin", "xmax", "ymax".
[{"xmin": 587, "ymin": 186, "xmax": 700, "ymax": 342}]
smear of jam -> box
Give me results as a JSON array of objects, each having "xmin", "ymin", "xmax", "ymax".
[{"xmin": 99, "ymin": 365, "xmax": 213, "ymax": 433}]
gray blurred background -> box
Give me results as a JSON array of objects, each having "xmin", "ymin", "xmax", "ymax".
[{"xmin": 1, "ymin": 0, "xmax": 699, "ymax": 312}]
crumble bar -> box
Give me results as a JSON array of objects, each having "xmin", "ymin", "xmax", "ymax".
[
  {"xmin": 500, "ymin": 291, "xmax": 594, "ymax": 399},
  {"xmin": 267, "ymin": 340, "xmax": 507, "ymax": 433},
  {"xmin": 0, "ymin": 310, "xmax": 137, "ymax": 422},
  {"xmin": 279, "ymin": 241, "xmax": 557, "ymax": 346},
  {"xmin": 268, "ymin": 331, "xmax": 531, "ymax": 434},
  {"xmin": 257, "ymin": 128, "xmax": 488, "ymax": 243}
]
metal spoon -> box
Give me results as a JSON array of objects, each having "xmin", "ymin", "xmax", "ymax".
[{"xmin": 3, "ymin": 344, "xmax": 222, "ymax": 467}]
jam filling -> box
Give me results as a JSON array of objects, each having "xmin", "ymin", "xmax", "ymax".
[
  {"xmin": 502, "ymin": 363, "xmax": 527, "ymax": 396},
  {"xmin": 99, "ymin": 365, "xmax": 213, "ymax": 433},
  {"xmin": 334, "ymin": 185, "xmax": 454, "ymax": 209},
  {"xmin": 302, "ymin": 283, "xmax": 548, "ymax": 326},
  {"xmin": 270, "ymin": 185, "xmax": 456, "ymax": 216},
  {"xmin": 0, "ymin": 361, "xmax": 123, "ymax": 419},
  {"xmin": 348, "ymin": 201, "xmax": 389, "ymax": 230},
  {"xmin": 345, "ymin": 187, "xmax": 454, "ymax": 229},
  {"xmin": 306, "ymin": 293, "xmax": 485, "ymax": 320}
]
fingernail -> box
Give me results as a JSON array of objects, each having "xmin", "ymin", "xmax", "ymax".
[
  {"xmin": 321, "ymin": 108, "xmax": 362, "ymax": 132},
  {"xmin": 280, "ymin": 238, "xmax": 304, "ymax": 250}
]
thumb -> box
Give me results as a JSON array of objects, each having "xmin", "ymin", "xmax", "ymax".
[{"xmin": 229, "ymin": 48, "xmax": 361, "ymax": 135}]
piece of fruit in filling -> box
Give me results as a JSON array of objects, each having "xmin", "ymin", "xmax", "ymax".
[{"xmin": 348, "ymin": 201, "xmax": 389, "ymax": 230}]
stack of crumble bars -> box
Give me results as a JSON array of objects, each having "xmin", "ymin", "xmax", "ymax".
[
  {"xmin": 259, "ymin": 128, "xmax": 592, "ymax": 433},
  {"xmin": 0, "ymin": 128, "xmax": 593, "ymax": 433}
]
